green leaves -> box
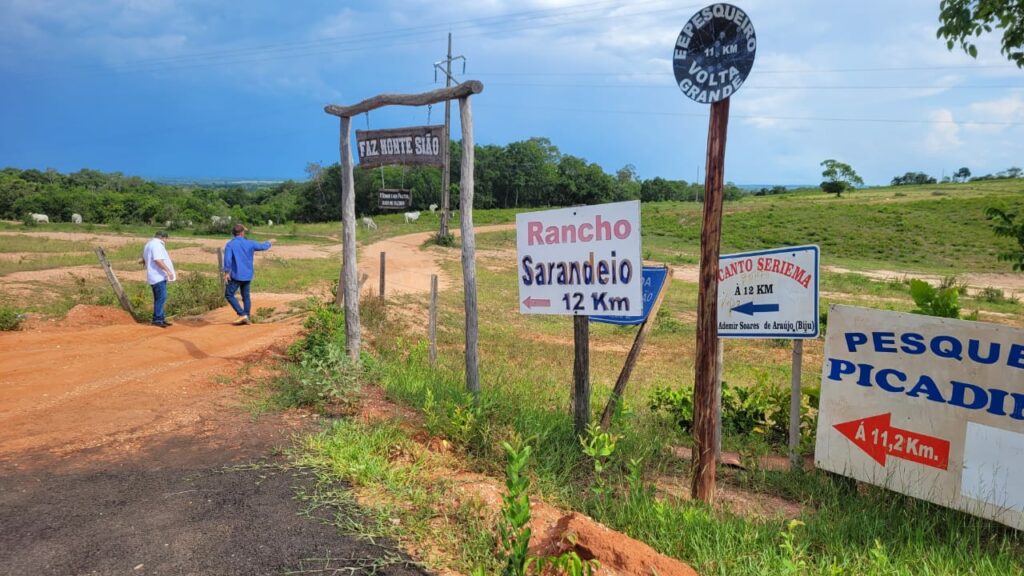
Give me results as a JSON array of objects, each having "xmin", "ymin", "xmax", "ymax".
[{"xmin": 937, "ymin": 0, "xmax": 1024, "ymax": 68}]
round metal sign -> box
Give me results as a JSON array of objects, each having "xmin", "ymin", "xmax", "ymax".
[{"xmin": 673, "ymin": 3, "xmax": 756, "ymax": 104}]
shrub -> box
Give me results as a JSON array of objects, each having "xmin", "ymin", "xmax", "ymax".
[
  {"xmin": 0, "ymin": 306, "xmax": 22, "ymax": 331},
  {"xmin": 909, "ymin": 279, "xmax": 960, "ymax": 318},
  {"xmin": 167, "ymin": 272, "xmax": 224, "ymax": 317},
  {"xmin": 649, "ymin": 379, "xmax": 818, "ymax": 447}
]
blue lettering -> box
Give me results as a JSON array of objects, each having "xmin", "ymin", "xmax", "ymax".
[
  {"xmin": 1012, "ymin": 393, "xmax": 1024, "ymax": 420},
  {"xmin": 856, "ymin": 363, "xmax": 874, "ymax": 387},
  {"xmin": 875, "ymin": 368, "xmax": 906, "ymax": 392},
  {"xmin": 988, "ymin": 388, "xmax": 1009, "ymax": 416},
  {"xmin": 949, "ymin": 380, "xmax": 989, "ymax": 410},
  {"xmin": 845, "ymin": 332, "xmax": 867, "ymax": 352},
  {"xmin": 967, "ymin": 340, "xmax": 1001, "ymax": 365},
  {"xmin": 873, "ymin": 332, "xmax": 897, "ymax": 353},
  {"xmin": 899, "ymin": 332, "xmax": 926, "ymax": 355},
  {"xmin": 1009, "ymin": 344, "xmax": 1024, "ymax": 369},
  {"xmin": 931, "ymin": 335, "xmax": 964, "ymax": 361},
  {"xmin": 827, "ymin": 358, "xmax": 856, "ymax": 381},
  {"xmin": 521, "ymin": 256, "xmax": 534, "ymax": 285},
  {"xmin": 906, "ymin": 374, "xmax": 946, "ymax": 403}
]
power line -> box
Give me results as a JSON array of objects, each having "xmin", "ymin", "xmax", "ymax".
[
  {"xmin": 484, "ymin": 104, "xmax": 1024, "ymax": 127},
  {"xmin": 483, "ymin": 81, "xmax": 1024, "ymax": 90}
]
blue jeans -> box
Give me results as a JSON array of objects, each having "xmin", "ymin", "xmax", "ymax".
[
  {"xmin": 225, "ymin": 279, "xmax": 251, "ymax": 317},
  {"xmin": 151, "ymin": 280, "xmax": 168, "ymax": 324}
]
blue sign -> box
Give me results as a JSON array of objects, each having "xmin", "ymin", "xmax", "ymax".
[{"xmin": 591, "ymin": 267, "xmax": 669, "ymax": 326}]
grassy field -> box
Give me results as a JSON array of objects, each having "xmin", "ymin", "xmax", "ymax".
[
  {"xmin": 3, "ymin": 181, "xmax": 1024, "ymax": 573},
  {"xmin": 277, "ymin": 181, "xmax": 1024, "ymax": 575}
]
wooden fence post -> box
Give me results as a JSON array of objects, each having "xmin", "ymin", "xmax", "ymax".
[
  {"xmin": 573, "ymin": 315, "xmax": 591, "ymax": 436},
  {"xmin": 217, "ymin": 247, "xmax": 225, "ymax": 293},
  {"xmin": 459, "ymin": 95, "xmax": 480, "ymax": 401},
  {"xmin": 379, "ymin": 251, "xmax": 386, "ymax": 301},
  {"xmin": 692, "ymin": 97, "xmax": 730, "ymax": 503},
  {"xmin": 95, "ymin": 247, "xmax": 140, "ymax": 322},
  {"xmin": 429, "ymin": 274, "xmax": 438, "ymax": 365},
  {"xmin": 789, "ymin": 339, "xmax": 804, "ymax": 470},
  {"xmin": 599, "ymin": 267, "xmax": 673, "ymax": 431},
  {"xmin": 338, "ymin": 115, "xmax": 361, "ymax": 361}
]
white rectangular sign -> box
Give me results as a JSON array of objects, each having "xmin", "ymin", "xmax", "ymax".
[
  {"xmin": 815, "ymin": 305, "xmax": 1024, "ymax": 530},
  {"xmin": 717, "ymin": 245, "xmax": 819, "ymax": 338},
  {"xmin": 517, "ymin": 200, "xmax": 642, "ymax": 316}
]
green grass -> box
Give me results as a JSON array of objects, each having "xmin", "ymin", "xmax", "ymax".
[{"xmin": 287, "ymin": 180, "xmax": 1024, "ymax": 574}]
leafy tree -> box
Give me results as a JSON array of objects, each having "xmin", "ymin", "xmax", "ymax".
[
  {"xmin": 938, "ymin": 0, "xmax": 1024, "ymax": 67},
  {"xmin": 819, "ymin": 159, "xmax": 864, "ymax": 197},
  {"xmin": 986, "ymin": 206, "xmax": 1024, "ymax": 270},
  {"xmin": 954, "ymin": 166, "xmax": 972, "ymax": 182},
  {"xmin": 891, "ymin": 171, "xmax": 938, "ymax": 186}
]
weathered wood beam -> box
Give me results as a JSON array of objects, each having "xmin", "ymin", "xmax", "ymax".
[{"xmin": 325, "ymin": 81, "xmax": 484, "ymax": 118}]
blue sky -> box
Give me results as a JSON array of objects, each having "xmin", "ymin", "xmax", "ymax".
[{"xmin": 1, "ymin": 0, "xmax": 1021, "ymax": 185}]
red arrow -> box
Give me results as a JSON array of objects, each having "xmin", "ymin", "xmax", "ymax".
[
  {"xmin": 522, "ymin": 296, "xmax": 551, "ymax": 309},
  {"xmin": 833, "ymin": 413, "xmax": 950, "ymax": 471}
]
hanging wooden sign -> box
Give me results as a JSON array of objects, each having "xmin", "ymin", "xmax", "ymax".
[
  {"xmin": 378, "ymin": 189, "xmax": 412, "ymax": 210},
  {"xmin": 356, "ymin": 125, "xmax": 446, "ymax": 168}
]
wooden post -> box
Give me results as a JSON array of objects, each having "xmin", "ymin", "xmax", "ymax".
[
  {"xmin": 95, "ymin": 247, "xmax": 140, "ymax": 322},
  {"xmin": 573, "ymin": 315, "xmax": 590, "ymax": 436},
  {"xmin": 599, "ymin": 267, "xmax": 673, "ymax": 431},
  {"xmin": 459, "ymin": 96, "xmax": 480, "ymax": 400},
  {"xmin": 217, "ymin": 248, "xmax": 225, "ymax": 293},
  {"xmin": 692, "ymin": 97, "xmax": 730, "ymax": 503},
  {"xmin": 429, "ymin": 274, "xmax": 438, "ymax": 365},
  {"xmin": 789, "ymin": 339, "xmax": 804, "ymax": 471},
  {"xmin": 715, "ymin": 339, "xmax": 723, "ymax": 462},
  {"xmin": 338, "ymin": 116, "xmax": 361, "ymax": 361},
  {"xmin": 379, "ymin": 251, "xmax": 386, "ymax": 301}
]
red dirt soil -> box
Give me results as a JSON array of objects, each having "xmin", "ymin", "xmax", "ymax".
[{"xmin": 0, "ymin": 295, "xmax": 306, "ymax": 470}]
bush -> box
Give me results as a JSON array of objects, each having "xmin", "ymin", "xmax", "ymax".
[
  {"xmin": 649, "ymin": 379, "xmax": 818, "ymax": 447},
  {"xmin": 909, "ymin": 279, "xmax": 960, "ymax": 318},
  {"xmin": 274, "ymin": 304, "xmax": 362, "ymax": 415},
  {"xmin": 167, "ymin": 271, "xmax": 224, "ymax": 317},
  {"xmin": 0, "ymin": 306, "xmax": 23, "ymax": 331}
]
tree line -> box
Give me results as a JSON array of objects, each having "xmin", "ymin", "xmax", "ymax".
[{"xmin": 1, "ymin": 137, "xmax": 745, "ymax": 226}]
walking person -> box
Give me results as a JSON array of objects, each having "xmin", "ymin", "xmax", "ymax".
[
  {"xmin": 223, "ymin": 224, "xmax": 273, "ymax": 325},
  {"xmin": 143, "ymin": 230, "xmax": 176, "ymax": 328}
]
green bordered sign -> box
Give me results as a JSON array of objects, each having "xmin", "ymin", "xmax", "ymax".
[{"xmin": 673, "ymin": 3, "xmax": 756, "ymax": 104}]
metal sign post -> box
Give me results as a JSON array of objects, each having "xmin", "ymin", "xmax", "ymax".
[{"xmin": 673, "ymin": 2, "xmax": 757, "ymax": 503}]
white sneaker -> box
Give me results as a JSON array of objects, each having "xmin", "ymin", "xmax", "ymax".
[{"xmin": 232, "ymin": 315, "xmax": 250, "ymax": 325}]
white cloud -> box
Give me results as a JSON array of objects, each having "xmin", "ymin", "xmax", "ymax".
[{"xmin": 924, "ymin": 108, "xmax": 961, "ymax": 152}]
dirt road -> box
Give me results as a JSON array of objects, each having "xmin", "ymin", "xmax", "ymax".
[{"xmin": 0, "ymin": 241, "xmax": 436, "ymax": 574}]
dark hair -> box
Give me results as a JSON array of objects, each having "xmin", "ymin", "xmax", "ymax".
[
  {"xmin": 232, "ymin": 224, "xmax": 247, "ymax": 236},
  {"xmin": 155, "ymin": 230, "xmax": 169, "ymax": 238}
]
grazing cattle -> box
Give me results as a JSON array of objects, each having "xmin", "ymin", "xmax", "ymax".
[
  {"xmin": 211, "ymin": 215, "xmax": 228, "ymax": 225},
  {"xmin": 429, "ymin": 203, "xmax": 438, "ymax": 213},
  {"xmin": 403, "ymin": 211, "xmax": 421, "ymax": 223},
  {"xmin": 30, "ymin": 213, "xmax": 49, "ymax": 224},
  {"xmin": 71, "ymin": 213, "xmax": 83, "ymax": 224},
  {"xmin": 267, "ymin": 219, "xmax": 273, "ymax": 227},
  {"xmin": 362, "ymin": 217, "xmax": 378, "ymax": 230}
]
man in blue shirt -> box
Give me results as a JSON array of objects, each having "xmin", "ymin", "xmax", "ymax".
[{"xmin": 222, "ymin": 224, "xmax": 273, "ymax": 325}]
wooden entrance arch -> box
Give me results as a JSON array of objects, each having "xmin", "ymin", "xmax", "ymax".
[{"xmin": 324, "ymin": 81, "xmax": 484, "ymax": 397}]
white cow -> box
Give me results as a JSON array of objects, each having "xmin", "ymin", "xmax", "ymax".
[
  {"xmin": 71, "ymin": 213, "xmax": 83, "ymax": 224},
  {"xmin": 30, "ymin": 213, "xmax": 49, "ymax": 224},
  {"xmin": 211, "ymin": 215, "xmax": 227, "ymax": 225},
  {"xmin": 362, "ymin": 217, "xmax": 378, "ymax": 230},
  {"xmin": 403, "ymin": 211, "xmax": 421, "ymax": 223},
  {"xmin": 267, "ymin": 219, "xmax": 273, "ymax": 227},
  {"xmin": 429, "ymin": 203, "xmax": 438, "ymax": 213}
]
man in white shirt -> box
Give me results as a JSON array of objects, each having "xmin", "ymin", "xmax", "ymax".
[{"xmin": 142, "ymin": 230, "xmax": 177, "ymax": 328}]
